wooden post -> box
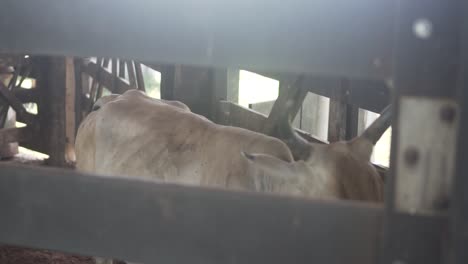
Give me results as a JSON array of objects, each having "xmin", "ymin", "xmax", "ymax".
[
  {"xmin": 160, "ymin": 65, "xmax": 175, "ymax": 100},
  {"xmin": 327, "ymin": 79, "xmax": 359, "ymax": 142},
  {"xmin": 164, "ymin": 65, "xmax": 214, "ymax": 119},
  {"xmin": 212, "ymin": 68, "xmax": 239, "ymax": 121},
  {"xmin": 346, "ymin": 105, "xmax": 360, "ymax": 139},
  {"xmin": 134, "ymin": 62, "xmax": 146, "ymax": 92},
  {"xmin": 35, "ymin": 56, "xmax": 75, "ymax": 167},
  {"xmin": 126, "ymin": 60, "xmax": 137, "ymax": 88},
  {"xmin": 0, "ymin": 68, "xmax": 18, "ymax": 158}
]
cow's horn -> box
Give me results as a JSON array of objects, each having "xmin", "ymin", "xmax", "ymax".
[{"xmin": 277, "ymin": 110, "xmax": 312, "ymax": 161}]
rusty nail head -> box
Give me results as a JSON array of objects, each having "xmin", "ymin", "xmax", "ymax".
[
  {"xmin": 440, "ymin": 106, "xmax": 456, "ymax": 123},
  {"xmin": 404, "ymin": 147, "xmax": 419, "ymax": 166}
]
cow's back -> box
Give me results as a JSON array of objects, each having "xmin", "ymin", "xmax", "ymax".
[{"xmin": 75, "ymin": 91, "xmax": 294, "ymax": 191}]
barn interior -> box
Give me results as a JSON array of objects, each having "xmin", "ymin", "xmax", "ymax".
[{"xmin": 0, "ymin": 0, "xmax": 466, "ymax": 264}]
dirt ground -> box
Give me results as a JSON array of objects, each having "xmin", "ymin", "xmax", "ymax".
[{"xmin": 0, "ymin": 245, "xmax": 95, "ymax": 264}]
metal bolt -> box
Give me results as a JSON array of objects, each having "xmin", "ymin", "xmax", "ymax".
[
  {"xmin": 404, "ymin": 147, "xmax": 419, "ymax": 166},
  {"xmin": 440, "ymin": 106, "xmax": 456, "ymax": 123},
  {"xmin": 413, "ymin": 18, "xmax": 432, "ymax": 39}
]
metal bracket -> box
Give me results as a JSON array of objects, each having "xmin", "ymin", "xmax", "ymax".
[{"xmin": 395, "ymin": 97, "xmax": 459, "ymax": 215}]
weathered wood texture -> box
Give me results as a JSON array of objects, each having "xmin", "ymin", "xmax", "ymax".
[
  {"xmin": 160, "ymin": 65, "xmax": 175, "ymax": 100},
  {"xmin": 0, "ymin": 67, "xmax": 17, "ymax": 158},
  {"xmin": 166, "ymin": 65, "xmax": 214, "ymax": 118},
  {"xmin": 31, "ymin": 57, "xmax": 75, "ymax": 167},
  {"xmin": 134, "ymin": 62, "xmax": 146, "ymax": 92},
  {"xmin": 217, "ymin": 101, "xmax": 326, "ymax": 145},
  {"xmin": 328, "ymin": 83, "xmax": 359, "ymax": 142},
  {"xmin": 82, "ymin": 61, "xmax": 134, "ymax": 94},
  {"xmin": 0, "ymin": 162, "xmax": 386, "ymax": 264},
  {"xmin": 253, "ymin": 71, "xmax": 389, "ymax": 113},
  {"xmin": 0, "ymin": 82, "xmax": 36, "ymax": 125},
  {"xmin": 13, "ymin": 88, "xmax": 39, "ymax": 103},
  {"xmin": 0, "ymin": 127, "xmax": 33, "ymax": 146},
  {"xmin": 126, "ymin": 60, "xmax": 137, "ymax": 87}
]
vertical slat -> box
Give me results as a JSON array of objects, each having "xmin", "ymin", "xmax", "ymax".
[
  {"xmin": 102, "ymin": 58, "xmax": 110, "ymax": 69},
  {"xmin": 160, "ymin": 65, "xmax": 175, "ymax": 100},
  {"xmin": 212, "ymin": 68, "xmax": 239, "ymax": 121},
  {"xmin": 88, "ymin": 57, "xmax": 103, "ymax": 105},
  {"xmin": 346, "ymin": 105, "xmax": 360, "ymax": 139},
  {"xmin": 35, "ymin": 57, "xmax": 71, "ymax": 167},
  {"xmin": 171, "ymin": 65, "xmax": 214, "ymax": 117},
  {"xmin": 64, "ymin": 57, "xmax": 76, "ymax": 163},
  {"xmin": 327, "ymin": 85, "xmax": 347, "ymax": 142},
  {"xmin": 73, "ymin": 58, "xmax": 83, "ymax": 133},
  {"xmin": 118, "ymin": 59, "xmax": 125, "ymax": 79},
  {"xmin": 451, "ymin": 1, "xmax": 468, "ymax": 263},
  {"xmin": 126, "ymin": 60, "xmax": 137, "ymax": 88},
  {"xmin": 109, "ymin": 58, "xmax": 118, "ymax": 97},
  {"xmin": 380, "ymin": 1, "xmax": 461, "ymax": 264},
  {"xmin": 134, "ymin": 62, "xmax": 146, "ymax": 92}
]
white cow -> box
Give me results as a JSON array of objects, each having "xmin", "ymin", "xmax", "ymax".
[{"xmin": 76, "ymin": 90, "xmax": 388, "ymax": 202}]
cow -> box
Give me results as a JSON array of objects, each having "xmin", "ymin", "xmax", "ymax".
[{"xmin": 76, "ymin": 89, "xmax": 390, "ymax": 203}]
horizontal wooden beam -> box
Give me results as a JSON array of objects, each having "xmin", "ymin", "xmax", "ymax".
[
  {"xmin": 0, "ymin": 0, "xmax": 394, "ymax": 80},
  {"xmin": 252, "ymin": 71, "xmax": 390, "ymax": 113},
  {"xmin": 13, "ymin": 87, "xmax": 39, "ymax": 103},
  {"xmin": 142, "ymin": 62, "xmax": 163, "ymax": 73},
  {"xmin": 0, "ymin": 126, "xmax": 33, "ymax": 145},
  {"xmin": 0, "ymin": 162, "xmax": 383, "ymax": 264}
]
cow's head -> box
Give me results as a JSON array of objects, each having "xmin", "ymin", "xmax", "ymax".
[{"xmin": 242, "ymin": 105, "xmax": 391, "ymax": 203}]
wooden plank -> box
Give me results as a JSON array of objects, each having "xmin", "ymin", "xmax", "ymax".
[
  {"xmin": 0, "ymin": 127, "xmax": 33, "ymax": 145},
  {"xmin": 172, "ymin": 65, "xmax": 214, "ymax": 118},
  {"xmin": 382, "ymin": 2, "xmax": 460, "ymax": 263},
  {"xmin": 110, "ymin": 58, "xmax": 118, "ymax": 97},
  {"xmin": 82, "ymin": 62, "xmax": 134, "ymax": 94},
  {"xmin": 212, "ymin": 68, "xmax": 239, "ymax": 121},
  {"xmin": 12, "ymin": 88, "xmax": 39, "ymax": 103},
  {"xmin": 252, "ymin": 71, "xmax": 389, "ymax": 113},
  {"xmin": 0, "ymin": 162, "xmax": 388, "ymax": 264},
  {"xmin": 73, "ymin": 58, "xmax": 84, "ymax": 133},
  {"xmin": 142, "ymin": 62, "xmax": 162, "ymax": 73},
  {"xmin": 328, "ymin": 84, "xmax": 348, "ymax": 142},
  {"xmin": 88, "ymin": 57, "xmax": 103, "ymax": 105},
  {"xmin": 64, "ymin": 57, "xmax": 76, "ymax": 163},
  {"xmin": 217, "ymin": 101, "xmax": 326, "ymax": 145},
  {"xmin": 118, "ymin": 59, "xmax": 125, "ymax": 79},
  {"xmin": 346, "ymin": 105, "xmax": 360, "ymax": 140},
  {"xmin": 0, "ymin": 0, "xmax": 395, "ymax": 80},
  {"xmin": 134, "ymin": 62, "xmax": 146, "ymax": 92},
  {"xmin": 33, "ymin": 57, "xmax": 73, "ymax": 167},
  {"xmin": 126, "ymin": 60, "xmax": 136, "ymax": 87},
  {"xmin": 160, "ymin": 65, "xmax": 175, "ymax": 100},
  {"xmin": 452, "ymin": 3, "xmax": 468, "ymax": 263}
]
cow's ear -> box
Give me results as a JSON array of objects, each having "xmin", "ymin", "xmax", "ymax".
[{"xmin": 241, "ymin": 152, "xmax": 306, "ymax": 192}]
